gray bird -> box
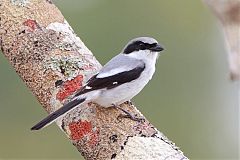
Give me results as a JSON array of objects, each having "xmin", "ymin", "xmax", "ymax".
[{"xmin": 31, "ymin": 37, "xmax": 164, "ymax": 130}]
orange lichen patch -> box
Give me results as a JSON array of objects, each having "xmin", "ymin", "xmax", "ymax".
[
  {"xmin": 23, "ymin": 19, "xmax": 38, "ymax": 31},
  {"xmin": 56, "ymin": 74, "xmax": 83, "ymax": 101},
  {"xmin": 69, "ymin": 120, "xmax": 100, "ymax": 146},
  {"xmin": 89, "ymin": 129, "xmax": 100, "ymax": 146},
  {"xmin": 69, "ymin": 120, "xmax": 93, "ymax": 140}
]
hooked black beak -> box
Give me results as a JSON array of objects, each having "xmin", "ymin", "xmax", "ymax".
[{"xmin": 150, "ymin": 44, "xmax": 164, "ymax": 52}]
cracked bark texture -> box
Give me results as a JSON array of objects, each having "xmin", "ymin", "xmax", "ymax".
[
  {"xmin": 203, "ymin": 0, "xmax": 240, "ymax": 81},
  {"xmin": 0, "ymin": 0, "xmax": 188, "ymax": 159}
]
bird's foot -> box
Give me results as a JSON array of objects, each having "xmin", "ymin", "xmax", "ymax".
[
  {"xmin": 118, "ymin": 114, "xmax": 145, "ymax": 122},
  {"xmin": 112, "ymin": 104, "xmax": 145, "ymax": 122}
]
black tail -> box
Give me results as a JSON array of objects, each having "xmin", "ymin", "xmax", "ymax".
[{"xmin": 31, "ymin": 98, "xmax": 86, "ymax": 130}]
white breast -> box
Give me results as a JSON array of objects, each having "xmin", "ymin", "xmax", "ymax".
[{"xmin": 94, "ymin": 52, "xmax": 157, "ymax": 107}]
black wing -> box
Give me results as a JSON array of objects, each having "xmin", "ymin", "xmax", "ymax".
[
  {"xmin": 31, "ymin": 98, "xmax": 86, "ymax": 130},
  {"xmin": 75, "ymin": 65, "xmax": 145, "ymax": 96}
]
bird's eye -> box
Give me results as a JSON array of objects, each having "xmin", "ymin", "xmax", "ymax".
[
  {"xmin": 139, "ymin": 43, "xmax": 146, "ymax": 50},
  {"xmin": 139, "ymin": 43, "xmax": 144, "ymax": 48}
]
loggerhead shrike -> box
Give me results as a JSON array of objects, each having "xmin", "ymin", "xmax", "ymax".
[{"xmin": 31, "ymin": 37, "xmax": 164, "ymax": 130}]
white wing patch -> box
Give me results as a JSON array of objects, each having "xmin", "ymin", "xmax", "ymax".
[
  {"xmin": 85, "ymin": 86, "xmax": 92, "ymax": 89},
  {"xmin": 97, "ymin": 67, "xmax": 128, "ymax": 78},
  {"xmin": 113, "ymin": 82, "xmax": 118, "ymax": 85}
]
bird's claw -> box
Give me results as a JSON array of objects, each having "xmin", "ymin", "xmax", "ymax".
[{"xmin": 118, "ymin": 114, "xmax": 145, "ymax": 122}]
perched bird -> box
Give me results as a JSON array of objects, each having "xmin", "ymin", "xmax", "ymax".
[{"xmin": 31, "ymin": 37, "xmax": 164, "ymax": 130}]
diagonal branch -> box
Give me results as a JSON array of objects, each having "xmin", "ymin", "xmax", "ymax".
[{"xmin": 0, "ymin": 0, "xmax": 188, "ymax": 159}]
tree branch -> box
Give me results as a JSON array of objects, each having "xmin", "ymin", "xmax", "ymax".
[
  {"xmin": 0, "ymin": 0, "xmax": 188, "ymax": 159},
  {"xmin": 203, "ymin": 0, "xmax": 240, "ymax": 80}
]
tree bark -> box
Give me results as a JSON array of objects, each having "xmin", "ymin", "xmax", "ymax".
[
  {"xmin": 203, "ymin": 1, "xmax": 240, "ymax": 147},
  {"xmin": 203, "ymin": 0, "xmax": 240, "ymax": 81},
  {"xmin": 203, "ymin": 1, "xmax": 240, "ymax": 135},
  {"xmin": 0, "ymin": 0, "xmax": 188, "ymax": 159}
]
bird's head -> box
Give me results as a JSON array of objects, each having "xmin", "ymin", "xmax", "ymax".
[{"xmin": 122, "ymin": 37, "xmax": 164, "ymax": 61}]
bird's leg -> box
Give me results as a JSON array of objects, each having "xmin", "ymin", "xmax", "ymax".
[
  {"xmin": 112, "ymin": 104, "xmax": 144, "ymax": 122},
  {"xmin": 125, "ymin": 100, "xmax": 133, "ymax": 105}
]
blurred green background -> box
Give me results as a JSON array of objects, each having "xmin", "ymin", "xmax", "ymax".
[{"xmin": 0, "ymin": 0, "xmax": 239, "ymax": 159}]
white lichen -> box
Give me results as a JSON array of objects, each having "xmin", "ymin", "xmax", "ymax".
[
  {"xmin": 115, "ymin": 136, "xmax": 188, "ymax": 160},
  {"xmin": 46, "ymin": 20, "xmax": 101, "ymax": 67},
  {"xmin": 45, "ymin": 20, "xmax": 101, "ymax": 81},
  {"xmin": 11, "ymin": 0, "xmax": 29, "ymax": 7}
]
